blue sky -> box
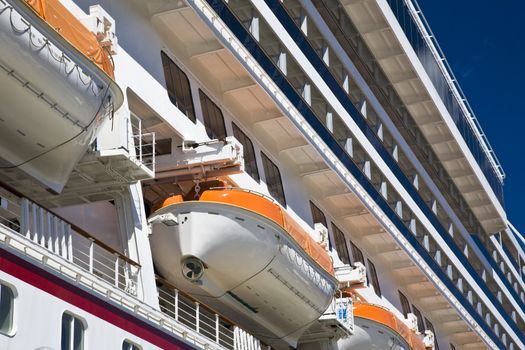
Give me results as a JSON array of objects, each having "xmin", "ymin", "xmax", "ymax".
[{"xmin": 418, "ymin": 0, "xmax": 525, "ymax": 233}]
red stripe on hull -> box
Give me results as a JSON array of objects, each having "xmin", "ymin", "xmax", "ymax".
[{"xmin": 0, "ymin": 246, "xmax": 195, "ymax": 350}]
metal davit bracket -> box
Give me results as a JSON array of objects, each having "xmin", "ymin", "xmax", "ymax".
[{"xmin": 153, "ymin": 136, "xmax": 244, "ymax": 182}]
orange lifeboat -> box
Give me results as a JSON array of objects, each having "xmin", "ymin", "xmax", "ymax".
[
  {"xmin": 337, "ymin": 299, "xmax": 433, "ymax": 350},
  {"xmin": 149, "ymin": 186, "xmax": 338, "ymax": 348},
  {"xmin": 0, "ymin": 0, "xmax": 122, "ymax": 192}
]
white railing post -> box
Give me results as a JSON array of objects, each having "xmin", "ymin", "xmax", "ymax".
[
  {"xmin": 38, "ymin": 206, "xmax": 45, "ymax": 246},
  {"xmin": 46, "ymin": 210, "xmax": 53, "ymax": 250},
  {"xmin": 174, "ymin": 289, "xmax": 179, "ymax": 321},
  {"xmin": 20, "ymin": 198, "xmax": 30, "ymax": 238},
  {"xmin": 215, "ymin": 313, "xmax": 220, "ymax": 342},
  {"xmin": 31, "ymin": 202, "xmax": 38, "ymax": 243},
  {"xmin": 195, "ymin": 302, "xmax": 200, "ymax": 333},
  {"xmin": 114, "ymin": 255, "xmax": 120, "ymax": 288},
  {"xmin": 65, "ymin": 224, "xmax": 73, "ymax": 262},
  {"xmin": 88, "ymin": 238, "xmax": 95, "ymax": 273},
  {"xmin": 138, "ymin": 118, "xmax": 143, "ymax": 163}
]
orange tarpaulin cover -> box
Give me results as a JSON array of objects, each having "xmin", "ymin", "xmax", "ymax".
[{"xmin": 25, "ymin": 0, "xmax": 114, "ymax": 78}]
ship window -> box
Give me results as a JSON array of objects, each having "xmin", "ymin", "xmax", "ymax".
[
  {"xmin": 350, "ymin": 242, "xmax": 364, "ymax": 265},
  {"xmin": 0, "ymin": 282, "xmax": 15, "ymax": 335},
  {"xmin": 411, "ymin": 305, "xmax": 425, "ymax": 333},
  {"xmin": 398, "ymin": 291, "xmax": 411, "ymax": 318},
  {"xmin": 331, "ymin": 223, "xmax": 350, "ymax": 265},
  {"xmin": 161, "ymin": 51, "xmax": 196, "ymax": 123},
  {"xmin": 232, "ymin": 123, "xmax": 259, "ymax": 182},
  {"xmin": 122, "ymin": 340, "xmax": 141, "ymax": 350},
  {"xmin": 424, "ymin": 318, "xmax": 439, "ymax": 350},
  {"xmin": 61, "ymin": 312, "xmax": 85, "ymax": 350},
  {"xmin": 310, "ymin": 201, "xmax": 327, "ymax": 228},
  {"xmin": 261, "ymin": 152, "xmax": 286, "ymax": 207},
  {"xmin": 367, "ymin": 259, "xmax": 381, "ymax": 297},
  {"xmin": 199, "ymin": 90, "xmax": 227, "ymax": 140}
]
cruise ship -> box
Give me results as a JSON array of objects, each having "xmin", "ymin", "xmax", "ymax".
[{"xmin": 0, "ymin": 0, "xmax": 523, "ymax": 349}]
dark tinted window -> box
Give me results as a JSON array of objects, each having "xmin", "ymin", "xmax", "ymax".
[
  {"xmin": 425, "ymin": 318, "xmax": 439, "ymax": 350},
  {"xmin": 331, "ymin": 223, "xmax": 350, "ymax": 265},
  {"xmin": 398, "ymin": 291, "xmax": 411, "ymax": 318},
  {"xmin": 412, "ymin": 305, "xmax": 424, "ymax": 332},
  {"xmin": 261, "ymin": 152, "xmax": 286, "ymax": 206},
  {"xmin": 200, "ymin": 90, "xmax": 226, "ymax": 140},
  {"xmin": 61, "ymin": 313, "xmax": 85, "ymax": 350},
  {"xmin": 310, "ymin": 201, "xmax": 327, "ymax": 228},
  {"xmin": 351, "ymin": 241, "xmax": 364, "ymax": 264},
  {"xmin": 161, "ymin": 52, "xmax": 196, "ymax": 122},
  {"xmin": 0, "ymin": 283, "xmax": 14, "ymax": 334},
  {"xmin": 232, "ymin": 123, "xmax": 259, "ymax": 182},
  {"xmin": 367, "ymin": 259, "xmax": 381, "ymax": 297}
]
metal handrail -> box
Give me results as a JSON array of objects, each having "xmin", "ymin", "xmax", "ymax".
[
  {"xmin": 0, "ymin": 181, "xmax": 140, "ymax": 268},
  {"xmin": 402, "ymin": 0, "xmax": 505, "ymax": 181}
]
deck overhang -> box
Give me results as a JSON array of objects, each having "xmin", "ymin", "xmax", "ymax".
[{"xmin": 336, "ymin": 0, "xmax": 506, "ymax": 234}]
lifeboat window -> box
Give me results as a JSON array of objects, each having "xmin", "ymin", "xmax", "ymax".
[
  {"xmin": 0, "ymin": 282, "xmax": 15, "ymax": 335},
  {"xmin": 331, "ymin": 223, "xmax": 350, "ymax": 265},
  {"xmin": 122, "ymin": 340, "xmax": 141, "ymax": 350},
  {"xmin": 350, "ymin": 242, "xmax": 364, "ymax": 265},
  {"xmin": 367, "ymin": 259, "xmax": 381, "ymax": 297},
  {"xmin": 161, "ymin": 51, "xmax": 196, "ymax": 123},
  {"xmin": 261, "ymin": 152, "xmax": 286, "ymax": 207},
  {"xmin": 424, "ymin": 318, "xmax": 439, "ymax": 350},
  {"xmin": 61, "ymin": 312, "xmax": 86, "ymax": 350},
  {"xmin": 398, "ymin": 291, "xmax": 411, "ymax": 318},
  {"xmin": 199, "ymin": 90, "xmax": 227, "ymax": 140},
  {"xmin": 232, "ymin": 123, "xmax": 260, "ymax": 182},
  {"xmin": 411, "ymin": 305, "xmax": 425, "ymax": 333}
]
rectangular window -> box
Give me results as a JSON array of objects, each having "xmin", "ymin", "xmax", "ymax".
[
  {"xmin": 398, "ymin": 291, "xmax": 411, "ymax": 318},
  {"xmin": 351, "ymin": 241, "xmax": 364, "ymax": 264},
  {"xmin": 331, "ymin": 223, "xmax": 350, "ymax": 265},
  {"xmin": 122, "ymin": 340, "xmax": 141, "ymax": 350},
  {"xmin": 310, "ymin": 201, "xmax": 327, "ymax": 228},
  {"xmin": 61, "ymin": 313, "xmax": 85, "ymax": 350},
  {"xmin": 232, "ymin": 123, "xmax": 259, "ymax": 182},
  {"xmin": 199, "ymin": 90, "xmax": 227, "ymax": 140},
  {"xmin": 425, "ymin": 318, "xmax": 439, "ymax": 350},
  {"xmin": 261, "ymin": 152, "xmax": 286, "ymax": 207},
  {"xmin": 0, "ymin": 282, "xmax": 14, "ymax": 334},
  {"xmin": 161, "ymin": 51, "xmax": 196, "ymax": 122},
  {"xmin": 367, "ymin": 259, "xmax": 381, "ymax": 297},
  {"xmin": 412, "ymin": 305, "xmax": 425, "ymax": 333}
]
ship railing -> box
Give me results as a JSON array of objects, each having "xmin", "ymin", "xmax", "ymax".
[
  {"xmin": 156, "ymin": 277, "xmax": 268, "ymax": 350},
  {"xmin": 130, "ymin": 112, "xmax": 156, "ymax": 173},
  {"xmin": 0, "ymin": 184, "xmax": 141, "ymax": 296}
]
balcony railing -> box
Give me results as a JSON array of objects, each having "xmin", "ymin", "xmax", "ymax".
[
  {"xmin": 386, "ymin": 0, "xmax": 505, "ymax": 203},
  {"xmin": 156, "ymin": 277, "xmax": 267, "ymax": 350},
  {"xmin": 0, "ymin": 183, "xmax": 140, "ymax": 295}
]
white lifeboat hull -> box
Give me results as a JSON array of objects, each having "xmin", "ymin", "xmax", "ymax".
[
  {"xmin": 150, "ymin": 201, "xmax": 338, "ymax": 349},
  {"xmin": 0, "ymin": 0, "xmax": 122, "ymax": 192}
]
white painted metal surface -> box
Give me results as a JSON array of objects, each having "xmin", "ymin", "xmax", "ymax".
[
  {"xmin": 0, "ymin": 0, "xmax": 122, "ymax": 192},
  {"xmin": 149, "ymin": 201, "xmax": 337, "ymax": 348}
]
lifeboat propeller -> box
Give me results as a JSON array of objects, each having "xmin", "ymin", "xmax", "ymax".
[{"xmin": 182, "ymin": 257, "xmax": 204, "ymax": 282}]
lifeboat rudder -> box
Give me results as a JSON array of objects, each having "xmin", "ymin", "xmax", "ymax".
[{"xmin": 0, "ymin": 0, "xmax": 123, "ymax": 192}]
